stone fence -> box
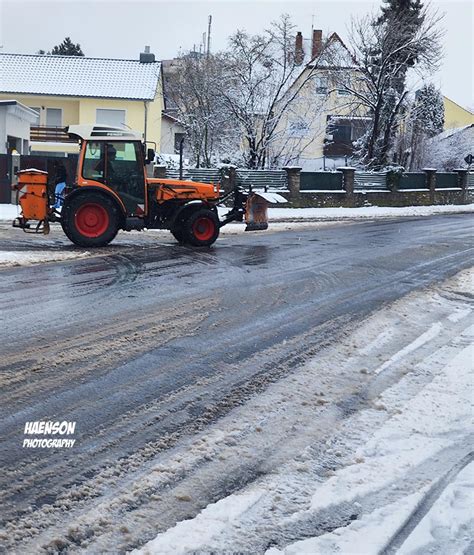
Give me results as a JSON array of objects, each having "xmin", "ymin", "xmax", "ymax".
[
  {"xmin": 156, "ymin": 165, "xmax": 474, "ymax": 208},
  {"xmin": 257, "ymin": 167, "xmax": 472, "ymax": 208}
]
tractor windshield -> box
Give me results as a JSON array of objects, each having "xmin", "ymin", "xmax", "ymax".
[{"xmin": 82, "ymin": 140, "xmax": 145, "ymax": 215}]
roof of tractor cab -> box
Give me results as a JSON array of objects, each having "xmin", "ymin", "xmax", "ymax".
[{"xmin": 67, "ymin": 124, "xmax": 143, "ymax": 141}]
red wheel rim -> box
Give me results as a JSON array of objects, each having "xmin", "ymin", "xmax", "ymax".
[
  {"xmin": 192, "ymin": 217, "xmax": 215, "ymax": 241},
  {"xmin": 75, "ymin": 203, "xmax": 109, "ymax": 238}
]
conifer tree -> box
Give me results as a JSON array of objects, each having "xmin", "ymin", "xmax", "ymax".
[{"xmin": 50, "ymin": 37, "xmax": 84, "ymax": 56}]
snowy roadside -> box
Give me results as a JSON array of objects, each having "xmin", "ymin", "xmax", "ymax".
[
  {"xmin": 265, "ymin": 203, "xmax": 474, "ymax": 221},
  {"xmin": 1, "ymin": 202, "xmax": 474, "ymax": 226},
  {"xmin": 134, "ymin": 268, "xmax": 474, "ymax": 555},
  {"xmin": 0, "ymin": 249, "xmax": 91, "ymax": 268}
]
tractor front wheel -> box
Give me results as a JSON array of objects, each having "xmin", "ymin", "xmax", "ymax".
[
  {"xmin": 183, "ymin": 209, "xmax": 220, "ymax": 247},
  {"xmin": 61, "ymin": 193, "xmax": 120, "ymax": 247}
]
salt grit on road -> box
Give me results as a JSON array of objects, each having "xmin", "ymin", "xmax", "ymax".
[
  {"xmin": 1, "ymin": 203, "xmax": 473, "ymax": 267},
  {"xmin": 136, "ymin": 269, "xmax": 474, "ymax": 555}
]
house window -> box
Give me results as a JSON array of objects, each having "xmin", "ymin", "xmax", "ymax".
[
  {"xmin": 46, "ymin": 108, "xmax": 62, "ymax": 127},
  {"xmin": 332, "ymin": 124, "xmax": 352, "ymax": 143},
  {"xmin": 96, "ymin": 109, "xmax": 126, "ymax": 128},
  {"xmin": 337, "ymin": 87, "xmax": 351, "ymax": 96},
  {"xmin": 315, "ymin": 76, "xmax": 328, "ymax": 95},
  {"xmin": 30, "ymin": 107, "xmax": 40, "ymax": 125},
  {"xmin": 174, "ymin": 133, "xmax": 185, "ymax": 153},
  {"xmin": 287, "ymin": 120, "xmax": 310, "ymax": 138}
]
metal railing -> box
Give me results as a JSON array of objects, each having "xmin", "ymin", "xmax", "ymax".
[{"xmin": 30, "ymin": 126, "xmax": 76, "ymax": 143}]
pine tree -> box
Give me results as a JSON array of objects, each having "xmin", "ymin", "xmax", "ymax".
[
  {"xmin": 50, "ymin": 37, "xmax": 84, "ymax": 56},
  {"xmin": 405, "ymin": 83, "xmax": 444, "ymax": 169},
  {"xmin": 412, "ymin": 84, "xmax": 444, "ymax": 137},
  {"xmin": 375, "ymin": 0, "xmax": 424, "ymax": 92}
]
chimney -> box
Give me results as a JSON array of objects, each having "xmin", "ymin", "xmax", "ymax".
[
  {"xmin": 140, "ymin": 45, "xmax": 155, "ymax": 63},
  {"xmin": 312, "ymin": 29, "xmax": 323, "ymax": 59},
  {"xmin": 295, "ymin": 31, "xmax": 304, "ymax": 65}
]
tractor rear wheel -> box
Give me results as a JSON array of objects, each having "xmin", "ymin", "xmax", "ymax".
[
  {"xmin": 183, "ymin": 209, "xmax": 220, "ymax": 247},
  {"xmin": 61, "ymin": 193, "xmax": 120, "ymax": 247},
  {"xmin": 171, "ymin": 228, "xmax": 185, "ymax": 244}
]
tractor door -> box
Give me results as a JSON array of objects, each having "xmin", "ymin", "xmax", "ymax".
[{"xmin": 82, "ymin": 140, "xmax": 145, "ymax": 216}]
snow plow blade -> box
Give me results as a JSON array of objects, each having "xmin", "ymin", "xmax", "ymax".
[{"xmin": 245, "ymin": 191, "xmax": 286, "ymax": 231}]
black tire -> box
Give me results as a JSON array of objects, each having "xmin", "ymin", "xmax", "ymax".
[
  {"xmin": 183, "ymin": 208, "xmax": 220, "ymax": 247},
  {"xmin": 61, "ymin": 192, "xmax": 120, "ymax": 247},
  {"xmin": 171, "ymin": 227, "xmax": 186, "ymax": 244}
]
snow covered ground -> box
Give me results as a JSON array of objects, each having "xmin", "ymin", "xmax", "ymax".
[
  {"xmin": 2, "ymin": 202, "xmax": 474, "ymax": 226},
  {"xmin": 0, "ymin": 249, "xmax": 91, "ymax": 267},
  {"xmin": 0, "ymin": 204, "xmax": 19, "ymax": 221},
  {"xmin": 135, "ymin": 269, "xmax": 474, "ymax": 555},
  {"xmin": 265, "ymin": 203, "xmax": 474, "ymax": 221}
]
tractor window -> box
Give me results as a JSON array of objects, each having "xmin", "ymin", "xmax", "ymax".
[
  {"xmin": 105, "ymin": 141, "xmax": 145, "ymax": 213},
  {"xmin": 81, "ymin": 141, "xmax": 145, "ymax": 215},
  {"xmin": 83, "ymin": 142, "xmax": 105, "ymax": 182}
]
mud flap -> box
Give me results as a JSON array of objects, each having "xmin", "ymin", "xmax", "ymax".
[{"xmin": 245, "ymin": 191, "xmax": 287, "ymax": 231}]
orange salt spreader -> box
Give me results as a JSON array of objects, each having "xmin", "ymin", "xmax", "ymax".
[{"xmin": 15, "ymin": 169, "xmax": 51, "ymax": 234}]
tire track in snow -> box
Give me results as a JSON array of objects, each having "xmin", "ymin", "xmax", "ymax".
[{"xmin": 381, "ymin": 451, "xmax": 474, "ymax": 555}]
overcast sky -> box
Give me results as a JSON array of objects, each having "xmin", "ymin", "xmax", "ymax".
[{"xmin": 0, "ymin": 0, "xmax": 472, "ymax": 109}]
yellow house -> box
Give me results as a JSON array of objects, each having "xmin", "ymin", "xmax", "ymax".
[
  {"xmin": 0, "ymin": 49, "xmax": 164, "ymax": 155},
  {"xmin": 443, "ymin": 96, "xmax": 474, "ymax": 130},
  {"xmin": 270, "ymin": 32, "xmax": 370, "ymax": 170}
]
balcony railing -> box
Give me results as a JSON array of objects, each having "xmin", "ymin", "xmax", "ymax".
[{"xmin": 30, "ymin": 126, "xmax": 77, "ymax": 143}]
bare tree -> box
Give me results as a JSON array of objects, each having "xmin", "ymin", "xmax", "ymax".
[
  {"xmin": 218, "ymin": 14, "xmax": 328, "ymax": 169},
  {"xmin": 164, "ymin": 53, "xmax": 241, "ymax": 167},
  {"xmin": 328, "ymin": 4, "xmax": 443, "ymax": 169}
]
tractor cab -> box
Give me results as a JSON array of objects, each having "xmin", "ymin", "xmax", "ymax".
[{"xmin": 68, "ymin": 125, "xmax": 150, "ymax": 217}]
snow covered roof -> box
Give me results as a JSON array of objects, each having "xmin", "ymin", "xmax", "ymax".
[
  {"xmin": 309, "ymin": 33, "xmax": 356, "ymax": 69},
  {"xmin": 0, "ymin": 53, "xmax": 161, "ymax": 100},
  {"xmin": 435, "ymin": 124, "xmax": 474, "ymax": 141}
]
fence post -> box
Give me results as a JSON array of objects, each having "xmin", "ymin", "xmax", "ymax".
[
  {"xmin": 337, "ymin": 166, "xmax": 355, "ymax": 197},
  {"xmin": 283, "ymin": 166, "xmax": 301, "ymax": 200},
  {"xmin": 153, "ymin": 164, "xmax": 167, "ymax": 178},
  {"xmin": 423, "ymin": 168, "xmax": 437, "ymax": 203},
  {"xmin": 455, "ymin": 168, "xmax": 469, "ymax": 203}
]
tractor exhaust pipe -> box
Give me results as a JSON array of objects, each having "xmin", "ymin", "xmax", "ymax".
[{"xmin": 179, "ymin": 137, "xmax": 185, "ymax": 180}]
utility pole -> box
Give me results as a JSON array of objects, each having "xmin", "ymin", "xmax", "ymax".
[{"xmin": 207, "ymin": 15, "xmax": 212, "ymax": 57}]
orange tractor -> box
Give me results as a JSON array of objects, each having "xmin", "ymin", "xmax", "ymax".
[{"xmin": 13, "ymin": 125, "xmax": 285, "ymax": 247}]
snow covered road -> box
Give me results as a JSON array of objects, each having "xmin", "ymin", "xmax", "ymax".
[
  {"xmin": 0, "ymin": 214, "xmax": 473, "ymax": 553},
  {"xmin": 136, "ymin": 270, "xmax": 473, "ymax": 555}
]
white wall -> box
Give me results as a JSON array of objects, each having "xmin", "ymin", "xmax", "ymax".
[{"xmin": 0, "ymin": 103, "xmax": 38, "ymax": 154}]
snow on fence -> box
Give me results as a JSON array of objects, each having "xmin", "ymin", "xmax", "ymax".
[
  {"xmin": 354, "ymin": 172, "xmax": 388, "ymax": 191},
  {"xmin": 165, "ymin": 168, "xmax": 222, "ymax": 183},
  {"xmin": 165, "ymin": 168, "xmax": 287, "ymax": 190},
  {"xmin": 236, "ymin": 170, "xmax": 287, "ymax": 191}
]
